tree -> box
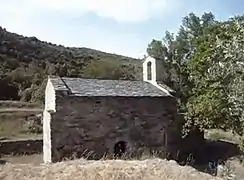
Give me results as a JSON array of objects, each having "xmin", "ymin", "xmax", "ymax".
[
  {"xmin": 147, "ymin": 12, "xmax": 244, "ymax": 140},
  {"xmin": 185, "ymin": 17, "xmax": 244, "ymax": 136},
  {"xmin": 147, "ymin": 13, "xmax": 215, "ymax": 108}
]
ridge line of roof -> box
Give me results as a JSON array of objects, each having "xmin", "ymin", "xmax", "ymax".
[
  {"xmin": 49, "ymin": 76, "xmax": 171, "ymax": 97},
  {"xmin": 60, "ymin": 77, "xmax": 143, "ymax": 82}
]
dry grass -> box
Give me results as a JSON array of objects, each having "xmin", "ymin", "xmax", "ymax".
[{"xmin": 0, "ymin": 158, "xmax": 222, "ymax": 180}]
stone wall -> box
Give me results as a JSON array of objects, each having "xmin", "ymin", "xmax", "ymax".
[
  {"xmin": 0, "ymin": 139, "xmax": 42, "ymax": 155},
  {"xmin": 50, "ymin": 95, "xmax": 182, "ymax": 162}
]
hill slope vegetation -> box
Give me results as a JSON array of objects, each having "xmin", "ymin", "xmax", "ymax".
[{"xmin": 0, "ymin": 27, "xmax": 142, "ymax": 103}]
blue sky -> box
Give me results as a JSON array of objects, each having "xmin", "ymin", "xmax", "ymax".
[{"xmin": 0, "ymin": 0, "xmax": 243, "ymax": 58}]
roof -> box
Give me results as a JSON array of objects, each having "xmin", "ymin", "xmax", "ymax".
[
  {"xmin": 157, "ymin": 81, "xmax": 176, "ymax": 94},
  {"xmin": 49, "ymin": 76, "xmax": 171, "ymax": 97}
]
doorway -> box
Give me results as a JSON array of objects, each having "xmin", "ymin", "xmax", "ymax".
[{"xmin": 113, "ymin": 141, "xmax": 127, "ymax": 158}]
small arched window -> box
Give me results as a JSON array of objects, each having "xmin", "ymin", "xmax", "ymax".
[{"xmin": 147, "ymin": 61, "xmax": 152, "ymax": 81}]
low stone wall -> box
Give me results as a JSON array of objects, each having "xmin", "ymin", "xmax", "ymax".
[{"xmin": 0, "ymin": 139, "xmax": 43, "ymax": 155}]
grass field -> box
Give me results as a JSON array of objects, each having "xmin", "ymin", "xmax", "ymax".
[
  {"xmin": 205, "ymin": 129, "xmax": 242, "ymax": 145},
  {"xmin": 0, "ymin": 101, "xmax": 41, "ymax": 109},
  {"xmin": 0, "ymin": 101, "xmax": 42, "ymax": 139},
  {"xmin": 1, "ymin": 154, "xmax": 43, "ymax": 165}
]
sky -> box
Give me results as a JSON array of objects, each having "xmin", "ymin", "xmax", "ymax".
[{"xmin": 0, "ymin": 0, "xmax": 244, "ymax": 58}]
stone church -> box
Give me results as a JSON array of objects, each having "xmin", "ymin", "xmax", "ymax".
[{"xmin": 43, "ymin": 57, "xmax": 182, "ymax": 163}]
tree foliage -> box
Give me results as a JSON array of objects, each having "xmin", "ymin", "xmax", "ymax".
[
  {"xmin": 186, "ymin": 17, "xmax": 244, "ymax": 135},
  {"xmin": 147, "ymin": 12, "xmax": 244, "ymax": 137}
]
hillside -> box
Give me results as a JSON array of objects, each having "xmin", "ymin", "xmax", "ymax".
[{"xmin": 0, "ymin": 27, "xmax": 142, "ymax": 103}]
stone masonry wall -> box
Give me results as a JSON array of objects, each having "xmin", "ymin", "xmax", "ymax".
[
  {"xmin": 51, "ymin": 94, "xmax": 181, "ymax": 162},
  {"xmin": 0, "ymin": 139, "xmax": 42, "ymax": 155}
]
